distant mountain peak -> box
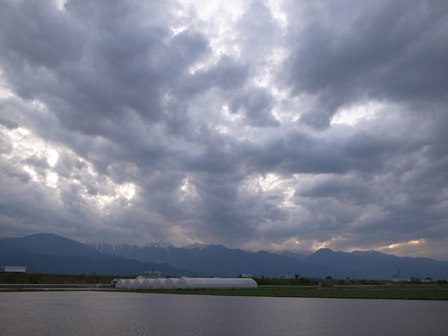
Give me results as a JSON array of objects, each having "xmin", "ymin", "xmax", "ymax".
[
  {"xmin": 314, "ymin": 248, "xmax": 335, "ymax": 254},
  {"xmin": 266, "ymin": 249, "xmax": 313, "ymax": 255},
  {"xmin": 183, "ymin": 242, "xmax": 209, "ymax": 250},
  {"xmin": 4, "ymin": 233, "xmax": 448, "ymax": 279},
  {"xmin": 351, "ymin": 250, "xmax": 385, "ymax": 256},
  {"xmin": 430, "ymin": 254, "xmax": 448, "ymax": 262},
  {"xmin": 263, "ymin": 249, "xmax": 314, "ymax": 261},
  {"xmin": 144, "ymin": 240, "xmax": 173, "ymax": 249}
]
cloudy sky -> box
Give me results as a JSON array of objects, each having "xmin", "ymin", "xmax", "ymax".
[{"xmin": 1, "ymin": 0, "xmax": 447, "ymax": 257}]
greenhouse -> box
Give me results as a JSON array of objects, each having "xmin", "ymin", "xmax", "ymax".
[
  {"xmin": 141, "ymin": 279, "xmax": 151, "ymax": 289},
  {"xmin": 112, "ymin": 279, "xmax": 133, "ymax": 289},
  {"xmin": 131, "ymin": 279, "xmax": 142, "ymax": 289},
  {"xmin": 151, "ymin": 278, "xmax": 162, "ymax": 289},
  {"xmin": 111, "ymin": 276, "xmax": 257, "ymax": 289},
  {"xmin": 176, "ymin": 277, "xmax": 257, "ymax": 289},
  {"xmin": 113, "ymin": 279, "xmax": 124, "ymax": 288},
  {"xmin": 146, "ymin": 278, "xmax": 160, "ymax": 288},
  {"xmin": 163, "ymin": 278, "xmax": 179, "ymax": 289}
]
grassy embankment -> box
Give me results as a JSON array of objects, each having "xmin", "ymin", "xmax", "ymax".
[
  {"xmin": 135, "ymin": 287, "xmax": 448, "ymax": 300},
  {"xmin": 0, "ymin": 273, "xmax": 378, "ymax": 286},
  {"xmin": 125, "ymin": 277, "xmax": 448, "ymax": 300},
  {"xmin": 0, "ymin": 272, "xmax": 117, "ymax": 285},
  {"xmin": 1, "ymin": 273, "xmax": 447, "ymax": 300}
]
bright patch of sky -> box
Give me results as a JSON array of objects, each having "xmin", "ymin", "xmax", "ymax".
[
  {"xmin": 0, "ymin": 124, "xmax": 136, "ymax": 211},
  {"xmin": 332, "ymin": 101, "xmax": 383, "ymax": 126}
]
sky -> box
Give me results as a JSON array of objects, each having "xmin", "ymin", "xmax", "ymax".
[{"xmin": 1, "ymin": 0, "xmax": 447, "ymax": 258}]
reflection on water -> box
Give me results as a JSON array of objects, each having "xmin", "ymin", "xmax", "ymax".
[{"xmin": 1, "ymin": 292, "xmax": 448, "ymax": 336}]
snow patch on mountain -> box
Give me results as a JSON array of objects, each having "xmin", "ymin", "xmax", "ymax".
[
  {"xmin": 143, "ymin": 240, "xmax": 173, "ymax": 249},
  {"xmin": 267, "ymin": 249, "xmax": 313, "ymax": 256},
  {"xmin": 183, "ymin": 242, "xmax": 209, "ymax": 250},
  {"xmin": 431, "ymin": 254, "xmax": 448, "ymax": 262},
  {"xmin": 83, "ymin": 241, "xmax": 140, "ymax": 253}
]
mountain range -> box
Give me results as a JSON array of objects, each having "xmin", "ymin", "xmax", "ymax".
[{"xmin": 1, "ymin": 233, "xmax": 447, "ymax": 280}]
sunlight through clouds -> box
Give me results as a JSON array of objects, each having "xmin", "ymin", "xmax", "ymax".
[
  {"xmin": 259, "ymin": 173, "xmax": 281, "ymax": 191},
  {"xmin": 0, "ymin": 124, "xmax": 137, "ymax": 216},
  {"xmin": 331, "ymin": 101, "xmax": 384, "ymax": 126},
  {"xmin": 383, "ymin": 239, "xmax": 426, "ymax": 250},
  {"xmin": 119, "ymin": 183, "xmax": 136, "ymax": 200},
  {"xmin": 46, "ymin": 149, "xmax": 59, "ymax": 167}
]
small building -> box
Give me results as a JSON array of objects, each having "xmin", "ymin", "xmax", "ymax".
[
  {"xmin": 1, "ymin": 266, "xmax": 26, "ymax": 273},
  {"xmin": 141, "ymin": 271, "xmax": 164, "ymax": 278}
]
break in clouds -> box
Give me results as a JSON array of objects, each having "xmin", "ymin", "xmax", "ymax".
[{"xmin": 1, "ymin": 0, "xmax": 447, "ymax": 257}]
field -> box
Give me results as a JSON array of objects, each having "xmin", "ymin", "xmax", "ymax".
[{"xmin": 1, "ymin": 273, "xmax": 447, "ymax": 300}]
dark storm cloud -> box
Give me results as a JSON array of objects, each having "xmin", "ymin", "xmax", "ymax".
[
  {"xmin": 230, "ymin": 88, "xmax": 279, "ymax": 127},
  {"xmin": 0, "ymin": 1, "xmax": 83, "ymax": 69},
  {"xmin": 296, "ymin": 175, "xmax": 371, "ymax": 206},
  {"xmin": 0, "ymin": 0, "xmax": 205, "ymax": 137},
  {"xmin": 282, "ymin": 0, "xmax": 448, "ymax": 129},
  {"xmin": 290, "ymin": 118, "xmax": 448, "ymax": 251},
  {"xmin": 0, "ymin": 0, "xmax": 447, "ymax": 256},
  {"xmin": 188, "ymin": 55, "xmax": 249, "ymax": 93},
  {"xmin": 241, "ymin": 122, "xmax": 408, "ymax": 176},
  {"xmin": 0, "ymin": 116, "xmax": 18, "ymax": 130}
]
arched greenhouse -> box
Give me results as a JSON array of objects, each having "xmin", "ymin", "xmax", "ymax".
[
  {"xmin": 176, "ymin": 277, "xmax": 257, "ymax": 289},
  {"xmin": 131, "ymin": 279, "xmax": 142, "ymax": 289},
  {"xmin": 114, "ymin": 279, "xmax": 125, "ymax": 288},
  {"xmin": 123, "ymin": 279, "xmax": 132, "ymax": 289},
  {"xmin": 112, "ymin": 276, "xmax": 257, "ymax": 290},
  {"xmin": 151, "ymin": 278, "xmax": 162, "ymax": 289},
  {"xmin": 163, "ymin": 278, "xmax": 179, "ymax": 289},
  {"xmin": 141, "ymin": 278, "xmax": 151, "ymax": 289}
]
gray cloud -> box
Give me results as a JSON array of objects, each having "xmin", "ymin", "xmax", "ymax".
[
  {"xmin": 0, "ymin": 0, "xmax": 447, "ymax": 257},
  {"xmin": 282, "ymin": 0, "xmax": 448, "ymax": 129}
]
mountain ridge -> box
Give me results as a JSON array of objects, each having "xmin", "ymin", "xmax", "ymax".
[
  {"xmin": 2, "ymin": 234, "xmax": 447, "ymax": 279},
  {"xmin": 0, "ymin": 238, "xmax": 194, "ymax": 276}
]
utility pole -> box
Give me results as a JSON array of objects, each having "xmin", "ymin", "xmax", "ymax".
[{"xmin": 398, "ymin": 268, "xmax": 401, "ymax": 281}]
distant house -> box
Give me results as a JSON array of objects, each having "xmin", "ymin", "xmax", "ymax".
[
  {"xmin": 240, "ymin": 274, "xmax": 253, "ymax": 278},
  {"xmin": 1, "ymin": 266, "xmax": 26, "ymax": 273},
  {"xmin": 138, "ymin": 270, "xmax": 165, "ymax": 278}
]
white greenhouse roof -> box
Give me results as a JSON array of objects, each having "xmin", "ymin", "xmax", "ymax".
[
  {"xmin": 176, "ymin": 277, "xmax": 257, "ymax": 289},
  {"xmin": 113, "ymin": 277, "xmax": 257, "ymax": 290}
]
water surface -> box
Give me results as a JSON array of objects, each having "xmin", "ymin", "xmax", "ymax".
[{"xmin": 1, "ymin": 292, "xmax": 447, "ymax": 335}]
